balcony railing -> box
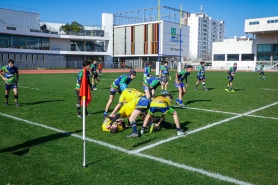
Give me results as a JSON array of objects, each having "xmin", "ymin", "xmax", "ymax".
[{"xmin": 0, "ymin": 22, "xmax": 109, "ymax": 37}]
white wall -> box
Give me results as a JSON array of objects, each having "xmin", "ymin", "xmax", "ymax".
[
  {"xmin": 212, "ymin": 40, "xmax": 256, "ymax": 68},
  {"xmin": 102, "ymin": 13, "xmax": 113, "ymax": 63},
  {"xmin": 245, "ymin": 16, "xmax": 278, "ymax": 33}
]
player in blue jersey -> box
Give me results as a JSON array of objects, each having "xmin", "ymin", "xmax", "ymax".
[
  {"xmin": 143, "ymin": 61, "xmax": 152, "ymax": 80},
  {"xmin": 0, "ymin": 59, "xmax": 20, "ymax": 106},
  {"xmin": 175, "ymin": 65, "xmax": 193, "ymax": 107},
  {"xmin": 104, "ymin": 69, "xmax": 137, "ymax": 118},
  {"xmin": 159, "ymin": 61, "xmax": 171, "ymax": 94},
  {"xmin": 225, "ymin": 63, "xmax": 237, "ymax": 93},
  {"xmin": 75, "ymin": 61, "xmax": 92, "ymax": 118},
  {"xmin": 258, "ymin": 62, "xmax": 266, "ymax": 80},
  {"xmin": 90, "ymin": 60, "xmax": 100, "ymax": 90},
  {"xmin": 142, "ymin": 76, "xmax": 166, "ymax": 100},
  {"xmin": 195, "ymin": 62, "xmax": 208, "ymax": 91}
]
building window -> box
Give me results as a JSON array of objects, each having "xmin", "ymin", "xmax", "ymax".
[
  {"xmin": 214, "ymin": 54, "xmax": 225, "ymax": 61},
  {"xmin": 257, "ymin": 44, "xmax": 271, "ymax": 52},
  {"xmin": 241, "ymin": 54, "xmax": 254, "ymax": 61},
  {"xmin": 227, "ymin": 54, "xmax": 239, "ymax": 61}
]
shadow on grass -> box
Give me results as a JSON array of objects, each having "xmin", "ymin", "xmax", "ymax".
[
  {"xmin": 0, "ymin": 130, "xmax": 82, "ymax": 156},
  {"xmin": 235, "ymin": 89, "xmax": 246, "ymax": 91},
  {"xmin": 131, "ymin": 137, "xmax": 157, "ymax": 149},
  {"xmin": 180, "ymin": 121, "xmax": 191, "ymax": 131},
  {"xmin": 21, "ymin": 100, "xmax": 64, "ymax": 105},
  {"xmin": 184, "ymin": 99, "xmax": 211, "ymax": 105},
  {"xmin": 207, "ymin": 87, "xmax": 216, "ymax": 91}
]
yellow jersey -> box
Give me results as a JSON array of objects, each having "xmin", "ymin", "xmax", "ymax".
[
  {"xmin": 118, "ymin": 88, "xmax": 144, "ymax": 103},
  {"xmin": 150, "ymin": 96, "xmax": 171, "ymax": 108}
]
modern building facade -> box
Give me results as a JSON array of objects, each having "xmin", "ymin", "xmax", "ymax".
[
  {"xmin": 212, "ymin": 16, "xmax": 278, "ymax": 69},
  {"xmin": 113, "ymin": 6, "xmax": 190, "ymax": 69},
  {"xmin": 188, "ymin": 8, "xmax": 225, "ymax": 62},
  {"xmin": 0, "ymin": 8, "xmax": 113, "ymax": 69}
]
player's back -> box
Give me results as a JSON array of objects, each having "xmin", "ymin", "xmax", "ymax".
[
  {"xmin": 150, "ymin": 96, "xmax": 171, "ymax": 107},
  {"xmin": 120, "ymin": 88, "xmax": 144, "ymax": 103}
]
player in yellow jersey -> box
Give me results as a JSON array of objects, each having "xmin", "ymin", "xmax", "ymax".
[
  {"xmin": 109, "ymin": 88, "xmax": 144, "ymax": 117},
  {"xmin": 106, "ymin": 96, "xmax": 150, "ymax": 138},
  {"xmin": 140, "ymin": 94, "xmax": 186, "ymax": 136}
]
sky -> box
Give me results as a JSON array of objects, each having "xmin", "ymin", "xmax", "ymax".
[{"xmin": 1, "ymin": 0, "xmax": 277, "ymax": 38}]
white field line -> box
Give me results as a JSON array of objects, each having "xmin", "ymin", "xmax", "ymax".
[
  {"xmin": 186, "ymin": 107, "xmax": 238, "ymax": 115},
  {"xmin": 262, "ymin": 88, "xmax": 278, "ymax": 91},
  {"xmin": 186, "ymin": 106, "xmax": 278, "ymax": 120},
  {"xmin": 0, "ymin": 112, "xmax": 253, "ymax": 185},
  {"xmin": 17, "ymin": 86, "xmax": 40, "ymax": 90},
  {"xmin": 133, "ymin": 102, "xmax": 278, "ymax": 153}
]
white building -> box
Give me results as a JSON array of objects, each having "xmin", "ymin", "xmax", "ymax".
[
  {"xmin": 113, "ymin": 6, "xmax": 190, "ymax": 69},
  {"xmin": 212, "ymin": 16, "xmax": 278, "ymax": 69},
  {"xmin": 0, "ymin": 8, "xmax": 113, "ymax": 69},
  {"xmin": 188, "ymin": 8, "xmax": 225, "ymax": 62}
]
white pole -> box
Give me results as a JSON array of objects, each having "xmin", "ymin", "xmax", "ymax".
[{"xmin": 82, "ymin": 97, "xmax": 86, "ymax": 167}]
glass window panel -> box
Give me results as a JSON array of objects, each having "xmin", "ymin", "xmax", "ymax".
[
  {"xmin": 271, "ymin": 20, "xmax": 274, "ymax": 23},
  {"xmin": 241, "ymin": 54, "xmax": 254, "ymax": 61},
  {"xmin": 213, "ymin": 54, "xmax": 225, "ymax": 61},
  {"xmin": 257, "ymin": 53, "xmax": 271, "ymax": 61},
  {"xmin": 273, "ymin": 44, "xmax": 278, "ymax": 52},
  {"xmin": 227, "ymin": 54, "xmax": 239, "ymax": 61}
]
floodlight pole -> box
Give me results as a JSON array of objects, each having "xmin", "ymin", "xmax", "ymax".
[
  {"xmin": 156, "ymin": 0, "xmax": 161, "ymax": 76},
  {"xmin": 178, "ymin": 4, "xmax": 182, "ymax": 72}
]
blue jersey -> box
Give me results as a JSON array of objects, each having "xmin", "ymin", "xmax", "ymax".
[
  {"xmin": 197, "ymin": 65, "xmax": 205, "ymax": 76},
  {"xmin": 0, "ymin": 65, "xmax": 18, "ymax": 79},
  {"xmin": 160, "ymin": 65, "xmax": 169, "ymax": 77},
  {"xmin": 177, "ymin": 70, "xmax": 190, "ymax": 83},
  {"xmin": 76, "ymin": 69, "xmax": 90, "ymax": 89},
  {"xmin": 144, "ymin": 66, "xmax": 151, "ymax": 78},
  {"xmin": 91, "ymin": 63, "xmax": 97, "ymax": 74},
  {"xmin": 112, "ymin": 74, "xmax": 133, "ymax": 91},
  {"xmin": 143, "ymin": 77, "xmax": 161, "ymax": 89}
]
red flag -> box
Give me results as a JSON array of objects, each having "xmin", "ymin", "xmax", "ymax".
[{"xmin": 79, "ymin": 67, "xmax": 92, "ymax": 106}]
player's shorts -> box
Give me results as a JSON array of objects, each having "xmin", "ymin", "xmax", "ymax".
[
  {"xmin": 161, "ymin": 76, "xmax": 168, "ymax": 83},
  {"xmin": 228, "ymin": 76, "xmax": 234, "ymax": 82},
  {"xmin": 135, "ymin": 96, "xmax": 150, "ymax": 110},
  {"xmin": 5, "ymin": 83, "xmax": 17, "ymax": 90},
  {"xmin": 197, "ymin": 75, "xmax": 205, "ymax": 81},
  {"xmin": 110, "ymin": 86, "xmax": 118, "ymax": 95},
  {"xmin": 92, "ymin": 73, "xmax": 99, "ymax": 79},
  {"xmin": 175, "ymin": 82, "xmax": 184, "ymax": 88},
  {"xmin": 259, "ymin": 71, "xmax": 264, "ymax": 76},
  {"xmin": 148, "ymin": 106, "xmax": 174, "ymax": 115}
]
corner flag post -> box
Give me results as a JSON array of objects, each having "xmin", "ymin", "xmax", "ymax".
[
  {"xmin": 178, "ymin": 4, "xmax": 182, "ymax": 72},
  {"xmin": 79, "ymin": 66, "xmax": 92, "ymax": 167}
]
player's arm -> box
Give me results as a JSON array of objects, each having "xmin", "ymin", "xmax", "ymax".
[
  {"xmin": 119, "ymin": 76, "xmax": 128, "ymax": 91},
  {"xmin": 156, "ymin": 114, "xmax": 165, "ymax": 127},
  {"xmin": 159, "ymin": 69, "xmax": 162, "ymax": 78},
  {"xmin": 15, "ymin": 71, "xmax": 19, "ymax": 84},
  {"xmin": 175, "ymin": 72, "xmax": 179, "ymax": 83}
]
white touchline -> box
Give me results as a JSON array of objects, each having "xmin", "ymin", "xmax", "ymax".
[
  {"xmin": 133, "ymin": 102, "xmax": 278, "ymax": 153},
  {"xmin": 245, "ymin": 114, "xmax": 278, "ymax": 120},
  {"xmin": 0, "ymin": 112, "xmax": 253, "ymax": 185},
  {"xmin": 262, "ymin": 88, "xmax": 278, "ymax": 91}
]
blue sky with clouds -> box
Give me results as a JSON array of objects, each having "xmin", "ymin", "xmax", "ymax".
[{"xmin": 1, "ymin": 0, "xmax": 277, "ymax": 38}]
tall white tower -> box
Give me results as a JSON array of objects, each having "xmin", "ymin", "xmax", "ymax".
[{"xmin": 188, "ymin": 7, "xmax": 225, "ymax": 62}]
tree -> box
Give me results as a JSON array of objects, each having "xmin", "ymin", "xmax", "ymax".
[{"xmin": 59, "ymin": 22, "xmax": 84, "ymax": 35}]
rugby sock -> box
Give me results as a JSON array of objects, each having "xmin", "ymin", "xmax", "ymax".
[
  {"xmin": 5, "ymin": 94, "xmax": 8, "ymax": 103},
  {"xmin": 14, "ymin": 95, "xmax": 18, "ymax": 103},
  {"xmin": 202, "ymin": 83, "xmax": 206, "ymax": 89},
  {"xmin": 195, "ymin": 84, "xmax": 198, "ymax": 89},
  {"xmin": 176, "ymin": 128, "xmax": 181, "ymax": 131},
  {"xmin": 141, "ymin": 126, "xmax": 146, "ymax": 130},
  {"xmin": 226, "ymin": 84, "xmax": 230, "ymax": 89},
  {"xmin": 76, "ymin": 104, "xmax": 81, "ymax": 115},
  {"xmin": 230, "ymin": 85, "xmax": 233, "ymax": 90},
  {"xmin": 131, "ymin": 121, "xmax": 137, "ymax": 133}
]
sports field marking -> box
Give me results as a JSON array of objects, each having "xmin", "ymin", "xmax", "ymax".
[
  {"xmin": 245, "ymin": 114, "xmax": 278, "ymax": 120},
  {"xmin": 133, "ymin": 102, "xmax": 278, "ymax": 153},
  {"xmin": 17, "ymin": 86, "xmax": 40, "ymax": 90},
  {"xmin": 0, "ymin": 112, "xmax": 253, "ymax": 185},
  {"xmin": 262, "ymin": 88, "xmax": 278, "ymax": 91}
]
